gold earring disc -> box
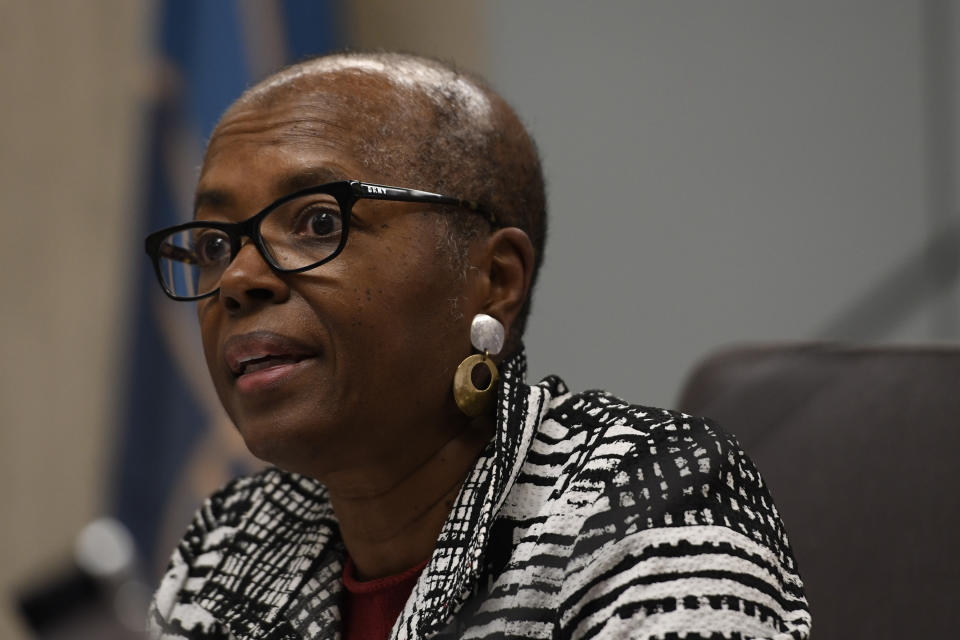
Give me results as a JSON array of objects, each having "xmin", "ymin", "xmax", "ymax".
[{"xmin": 453, "ymin": 353, "xmax": 500, "ymax": 417}]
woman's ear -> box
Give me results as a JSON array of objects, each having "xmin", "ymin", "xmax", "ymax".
[{"xmin": 480, "ymin": 227, "xmax": 535, "ymax": 344}]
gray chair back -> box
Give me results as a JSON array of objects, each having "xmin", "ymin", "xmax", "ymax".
[{"xmin": 676, "ymin": 344, "xmax": 960, "ymax": 639}]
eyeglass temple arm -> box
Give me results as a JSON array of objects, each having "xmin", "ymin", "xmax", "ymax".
[{"xmin": 351, "ymin": 181, "xmax": 498, "ymax": 226}]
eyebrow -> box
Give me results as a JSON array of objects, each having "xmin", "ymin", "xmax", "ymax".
[
  {"xmin": 276, "ymin": 167, "xmax": 348, "ymax": 195},
  {"xmin": 193, "ymin": 166, "xmax": 351, "ymax": 219},
  {"xmin": 193, "ymin": 188, "xmax": 232, "ymax": 216}
]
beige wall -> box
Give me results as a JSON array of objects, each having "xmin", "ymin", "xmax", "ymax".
[
  {"xmin": 348, "ymin": 0, "xmax": 488, "ymax": 76},
  {"xmin": 0, "ymin": 1, "xmax": 152, "ymax": 638}
]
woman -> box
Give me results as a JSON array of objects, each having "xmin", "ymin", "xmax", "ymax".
[{"xmin": 145, "ymin": 52, "xmax": 810, "ymax": 640}]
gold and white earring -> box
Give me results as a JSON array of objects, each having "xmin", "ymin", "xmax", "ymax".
[{"xmin": 453, "ymin": 313, "xmax": 505, "ymax": 417}]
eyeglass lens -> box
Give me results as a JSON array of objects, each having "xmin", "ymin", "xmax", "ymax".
[{"xmin": 156, "ymin": 192, "xmax": 346, "ymax": 298}]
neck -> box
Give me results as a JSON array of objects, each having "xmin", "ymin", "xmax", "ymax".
[{"xmin": 325, "ymin": 416, "xmax": 495, "ymax": 580}]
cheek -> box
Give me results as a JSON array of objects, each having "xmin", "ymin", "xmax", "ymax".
[
  {"xmin": 197, "ymin": 303, "xmax": 235, "ymax": 412},
  {"xmin": 356, "ymin": 255, "xmax": 462, "ymax": 334},
  {"xmin": 356, "ymin": 269, "xmax": 467, "ymax": 394},
  {"xmin": 197, "ymin": 302, "xmax": 219, "ymax": 371}
]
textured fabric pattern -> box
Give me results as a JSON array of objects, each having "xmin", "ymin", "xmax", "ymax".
[{"xmin": 149, "ymin": 353, "xmax": 811, "ymax": 639}]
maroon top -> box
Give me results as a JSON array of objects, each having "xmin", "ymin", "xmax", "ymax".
[{"xmin": 341, "ymin": 556, "xmax": 429, "ymax": 640}]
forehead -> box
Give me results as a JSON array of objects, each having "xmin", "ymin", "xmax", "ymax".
[
  {"xmin": 204, "ymin": 100, "xmax": 357, "ymax": 173},
  {"xmin": 201, "ymin": 77, "xmax": 419, "ymax": 194}
]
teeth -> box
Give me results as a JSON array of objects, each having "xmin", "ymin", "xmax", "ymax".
[{"xmin": 235, "ymin": 354, "xmax": 304, "ymax": 375}]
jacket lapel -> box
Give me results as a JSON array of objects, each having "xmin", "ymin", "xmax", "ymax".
[
  {"xmin": 396, "ymin": 352, "xmax": 555, "ymax": 639},
  {"xmin": 196, "ymin": 471, "xmax": 342, "ymax": 640}
]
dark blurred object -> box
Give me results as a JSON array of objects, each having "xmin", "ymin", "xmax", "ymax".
[
  {"xmin": 677, "ymin": 343, "xmax": 960, "ymax": 639},
  {"xmin": 15, "ymin": 518, "xmax": 149, "ymax": 639}
]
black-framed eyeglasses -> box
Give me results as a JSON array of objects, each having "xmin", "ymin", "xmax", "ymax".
[{"xmin": 144, "ymin": 180, "xmax": 498, "ymax": 301}]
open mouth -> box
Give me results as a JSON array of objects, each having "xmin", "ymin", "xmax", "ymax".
[
  {"xmin": 223, "ymin": 331, "xmax": 320, "ymax": 384},
  {"xmin": 234, "ymin": 353, "xmax": 311, "ymax": 377}
]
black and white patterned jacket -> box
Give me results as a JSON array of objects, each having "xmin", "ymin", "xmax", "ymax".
[{"xmin": 149, "ymin": 353, "xmax": 811, "ymax": 639}]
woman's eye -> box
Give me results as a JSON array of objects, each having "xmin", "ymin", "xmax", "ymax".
[
  {"xmin": 297, "ymin": 207, "xmax": 343, "ymax": 237},
  {"xmin": 194, "ymin": 232, "xmax": 230, "ymax": 265}
]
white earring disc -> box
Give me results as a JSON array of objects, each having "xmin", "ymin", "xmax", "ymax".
[{"xmin": 471, "ymin": 313, "xmax": 504, "ymax": 356}]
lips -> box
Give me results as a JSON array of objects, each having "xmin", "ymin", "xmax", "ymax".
[{"xmin": 223, "ymin": 330, "xmax": 319, "ymax": 381}]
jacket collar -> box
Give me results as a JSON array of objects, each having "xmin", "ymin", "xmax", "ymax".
[
  {"xmin": 195, "ymin": 351, "xmax": 557, "ymax": 639},
  {"xmin": 196, "ymin": 470, "xmax": 339, "ymax": 639},
  {"xmin": 401, "ymin": 351, "xmax": 556, "ymax": 638}
]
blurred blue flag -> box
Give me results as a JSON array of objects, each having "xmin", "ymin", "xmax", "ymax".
[{"xmin": 113, "ymin": 0, "xmax": 339, "ymax": 575}]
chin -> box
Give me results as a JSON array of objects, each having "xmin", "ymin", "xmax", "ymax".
[
  {"xmin": 233, "ymin": 410, "xmax": 348, "ymax": 479},
  {"xmin": 238, "ymin": 429, "xmax": 285, "ymax": 467},
  {"xmin": 232, "ymin": 409, "xmax": 307, "ymax": 466}
]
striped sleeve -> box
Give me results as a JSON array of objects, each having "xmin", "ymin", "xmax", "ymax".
[
  {"xmin": 148, "ymin": 476, "xmax": 254, "ymax": 640},
  {"xmin": 556, "ymin": 410, "xmax": 811, "ymax": 639}
]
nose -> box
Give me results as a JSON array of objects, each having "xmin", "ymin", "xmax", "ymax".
[{"xmin": 217, "ymin": 241, "xmax": 291, "ymax": 312}]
